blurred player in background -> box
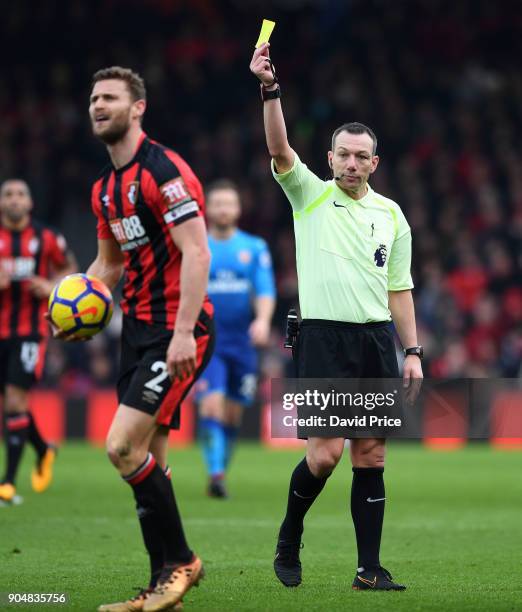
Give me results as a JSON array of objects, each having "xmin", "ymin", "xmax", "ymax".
[
  {"xmin": 197, "ymin": 180, "xmax": 275, "ymax": 498},
  {"xmin": 0, "ymin": 179, "xmax": 76, "ymax": 504},
  {"xmin": 66, "ymin": 66, "xmax": 214, "ymax": 612}
]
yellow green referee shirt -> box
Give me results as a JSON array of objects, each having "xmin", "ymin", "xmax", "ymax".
[{"xmin": 272, "ymin": 154, "xmax": 413, "ymax": 323}]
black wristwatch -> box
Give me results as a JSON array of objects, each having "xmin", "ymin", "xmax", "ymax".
[
  {"xmin": 261, "ymin": 84, "xmax": 281, "ymax": 101},
  {"xmin": 404, "ymin": 346, "xmax": 423, "ymax": 359}
]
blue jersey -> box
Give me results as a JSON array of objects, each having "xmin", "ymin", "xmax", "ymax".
[{"xmin": 207, "ymin": 229, "xmax": 275, "ymax": 346}]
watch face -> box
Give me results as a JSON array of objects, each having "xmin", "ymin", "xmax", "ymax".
[{"xmin": 406, "ymin": 346, "xmax": 423, "ymax": 358}]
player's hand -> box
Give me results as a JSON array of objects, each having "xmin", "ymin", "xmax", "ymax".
[
  {"xmin": 403, "ymin": 355, "xmax": 423, "ymax": 405},
  {"xmin": 0, "ymin": 268, "xmax": 11, "ymax": 290},
  {"xmin": 250, "ymin": 43, "xmax": 276, "ymax": 86},
  {"xmin": 43, "ymin": 312, "xmax": 91, "ymax": 342},
  {"xmin": 167, "ymin": 330, "xmax": 197, "ymax": 381},
  {"xmin": 29, "ymin": 276, "xmax": 53, "ymax": 299},
  {"xmin": 249, "ymin": 318, "xmax": 271, "ymax": 347}
]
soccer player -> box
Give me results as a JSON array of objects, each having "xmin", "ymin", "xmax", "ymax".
[
  {"xmin": 198, "ymin": 179, "xmax": 275, "ymax": 498},
  {"xmin": 0, "ymin": 179, "xmax": 76, "ymax": 504},
  {"xmin": 250, "ymin": 44, "xmax": 423, "ymax": 591},
  {"xmin": 53, "ymin": 66, "xmax": 215, "ymax": 612}
]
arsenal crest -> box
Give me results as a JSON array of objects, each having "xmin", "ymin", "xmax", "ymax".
[{"xmin": 238, "ymin": 250, "xmax": 252, "ymax": 264}]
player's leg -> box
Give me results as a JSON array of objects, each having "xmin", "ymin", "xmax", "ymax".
[
  {"xmin": 223, "ymin": 398, "xmax": 243, "ymax": 469},
  {"xmin": 99, "ymin": 405, "xmax": 188, "ymax": 612},
  {"xmin": 143, "ymin": 319, "xmax": 214, "ymax": 612},
  {"xmin": 197, "ymin": 354, "xmax": 228, "ymax": 496},
  {"xmin": 224, "ymin": 348, "xmax": 258, "ymax": 473},
  {"xmin": 140, "ymin": 426, "xmax": 172, "ymax": 590},
  {"xmin": 274, "ymin": 437, "xmax": 344, "ymax": 587},
  {"xmin": 99, "ymin": 315, "xmax": 195, "ymax": 612},
  {"xmin": 27, "ymin": 340, "xmax": 56, "ymax": 493},
  {"xmin": 0, "ymin": 385, "xmax": 30, "ymax": 502},
  {"xmin": 149, "ymin": 425, "xmax": 169, "ymax": 471},
  {"xmin": 0, "ymin": 338, "xmax": 52, "ymax": 501},
  {"xmin": 107, "ymin": 406, "xmax": 193, "ymax": 567}
]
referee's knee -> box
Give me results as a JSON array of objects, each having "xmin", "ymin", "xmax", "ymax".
[
  {"xmin": 350, "ymin": 439, "xmax": 386, "ymax": 468},
  {"xmin": 307, "ymin": 446, "xmax": 342, "ymax": 478}
]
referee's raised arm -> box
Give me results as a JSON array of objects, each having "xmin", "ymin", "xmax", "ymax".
[{"xmin": 250, "ymin": 43, "xmax": 294, "ymax": 173}]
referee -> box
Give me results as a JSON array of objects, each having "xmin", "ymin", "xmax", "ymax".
[{"xmin": 250, "ymin": 43, "xmax": 423, "ymax": 591}]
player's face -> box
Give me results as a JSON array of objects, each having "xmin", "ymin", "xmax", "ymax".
[
  {"xmin": 0, "ymin": 180, "xmax": 33, "ymax": 223},
  {"xmin": 89, "ymin": 79, "xmax": 139, "ymax": 145},
  {"xmin": 328, "ymin": 131, "xmax": 379, "ymax": 195},
  {"xmin": 206, "ymin": 189, "xmax": 241, "ymax": 230}
]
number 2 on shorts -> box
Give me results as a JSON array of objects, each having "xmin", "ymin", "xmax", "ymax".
[{"xmin": 144, "ymin": 361, "xmax": 169, "ymax": 393}]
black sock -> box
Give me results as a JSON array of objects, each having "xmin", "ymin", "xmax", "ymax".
[
  {"xmin": 124, "ymin": 454, "xmax": 192, "ymax": 567},
  {"xmin": 351, "ymin": 467, "xmax": 385, "ymax": 569},
  {"xmin": 3, "ymin": 413, "xmax": 31, "ymax": 485},
  {"xmin": 133, "ymin": 464, "xmax": 172, "ymax": 587},
  {"xmin": 27, "ymin": 413, "xmax": 48, "ymax": 459},
  {"xmin": 280, "ymin": 457, "xmax": 329, "ymax": 540}
]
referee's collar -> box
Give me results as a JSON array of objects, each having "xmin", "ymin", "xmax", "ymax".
[{"xmin": 332, "ymin": 180, "xmax": 373, "ymax": 207}]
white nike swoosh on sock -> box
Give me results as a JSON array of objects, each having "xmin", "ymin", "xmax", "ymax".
[
  {"xmin": 293, "ymin": 490, "xmax": 316, "ymax": 499},
  {"xmin": 366, "ymin": 497, "xmax": 386, "ymax": 503}
]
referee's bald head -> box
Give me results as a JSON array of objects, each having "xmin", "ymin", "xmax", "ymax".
[{"xmin": 332, "ymin": 122, "xmax": 377, "ymax": 155}]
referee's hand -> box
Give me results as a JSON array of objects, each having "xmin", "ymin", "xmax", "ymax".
[
  {"xmin": 250, "ymin": 43, "xmax": 276, "ymax": 86},
  {"xmin": 403, "ymin": 355, "xmax": 423, "ymax": 405}
]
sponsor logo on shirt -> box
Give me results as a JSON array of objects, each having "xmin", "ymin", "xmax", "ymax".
[
  {"xmin": 1, "ymin": 257, "xmax": 36, "ymax": 280},
  {"xmin": 207, "ymin": 270, "xmax": 251, "ymax": 294},
  {"xmin": 109, "ymin": 215, "xmax": 150, "ymax": 251},
  {"xmin": 160, "ymin": 177, "xmax": 192, "ymax": 208}
]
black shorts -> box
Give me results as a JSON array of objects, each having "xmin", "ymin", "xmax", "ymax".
[
  {"xmin": 293, "ymin": 320, "xmax": 399, "ymax": 439},
  {"xmin": 294, "ymin": 319, "xmax": 399, "ymax": 378},
  {"xmin": 118, "ymin": 311, "xmax": 215, "ymax": 429},
  {"xmin": 0, "ymin": 337, "xmax": 47, "ymax": 392}
]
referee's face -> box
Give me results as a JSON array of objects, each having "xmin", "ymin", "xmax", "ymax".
[
  {"xmin": 206, "ymin": 188, "xmax": 241, "ymax": 231},
  {"xmin": 328, "ymin": 131, "xmax": 379, "ymax": 198}
]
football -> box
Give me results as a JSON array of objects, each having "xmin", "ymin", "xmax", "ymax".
[{"xmin": 48, "ymin": 273, "xmax": 113, "ymax": 338}]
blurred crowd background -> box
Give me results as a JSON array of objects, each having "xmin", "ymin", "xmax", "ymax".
[{"xmin": 1, "ymin": 0, "xmax": 520, "ymax": 397}]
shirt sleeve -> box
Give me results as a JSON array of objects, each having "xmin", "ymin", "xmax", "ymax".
[
  {"xmin": 45, "ymin": 229, "xmax": 68, "ymax": 269},
  {"xmin": 387, "ymin": 228, "xmax": 414, "ymax": 291},
  {"xmin": 271, "ymin": 153, "xmax": 327, "ymax": 212},
  {"xmin": 153, "ymin": 153, "xmax": 204, "ymax": 228},
  {"xmin": 253, "ymin": 239, "xmax": 276, "ymax": 298},
  {"xmin": 91, "ymin": 183, "xmax": 112, "ymax": 239}
]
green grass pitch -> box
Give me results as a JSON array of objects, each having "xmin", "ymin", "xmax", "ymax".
[{"xmin": 1, "ymin": 442, "xmax": 521, "ymax": 611}]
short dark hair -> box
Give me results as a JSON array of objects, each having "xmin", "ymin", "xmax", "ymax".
[
  {"xmin": 92, "ymin": 66, "xmax": 146, "ymax": 102},
  {"xmin": 206, "ymin": 179, "xmax": 240, "ymax": 198},
  {"xmin": 0, "ymin": 178, "xmax": 31, "ymax": 196},
  {"xmin": 331, "ymin": 122, "xmax": 377, "ymax": 154}
]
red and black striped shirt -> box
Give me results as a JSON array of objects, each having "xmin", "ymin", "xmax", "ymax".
[
  {"xmin": 91, "ymin": 133, "xmax": 212, "ymax": 329},
  {"xmin": 0, "ymin": 220, "xmax": 68, "ymax": 339}
]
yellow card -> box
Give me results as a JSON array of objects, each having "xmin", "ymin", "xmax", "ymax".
[{"xmin": 255, "ymin": 19, "xmax": 276, "ymax": 48}]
